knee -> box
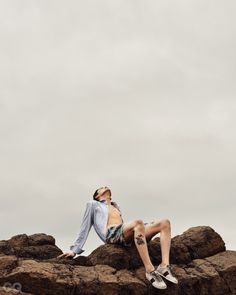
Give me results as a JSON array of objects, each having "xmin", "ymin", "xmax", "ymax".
[
  {"xmin": 160, "ymin": 218, "xmax": 171, "ymax": 230},
  {"xmin": 134, "ymin": 219, "xmax": 145, "ymax": 229}
]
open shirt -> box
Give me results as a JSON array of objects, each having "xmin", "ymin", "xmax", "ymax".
[{"xmin": 70, "ymin": 199, "xmax": 123, "ymax": 254}]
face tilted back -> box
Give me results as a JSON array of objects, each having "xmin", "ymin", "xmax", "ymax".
[{"xmin": 93, "ymin": 186, "xmax": 111, "ymax": 200}]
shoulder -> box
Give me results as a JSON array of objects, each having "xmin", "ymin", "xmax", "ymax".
[
  {"xmin": 112, "ymin": 201, "xmax": 121, "ymax": 210},
  {"xmin": 112, "ymin": 201, "xmax": 120, "ymax": 206}
]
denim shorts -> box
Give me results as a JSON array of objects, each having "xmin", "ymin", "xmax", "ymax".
[{"xmin": 105, "ymin": 222, "xmax": 150, "ymax": 247}]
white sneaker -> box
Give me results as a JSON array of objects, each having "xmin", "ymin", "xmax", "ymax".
[
  {"xmin": 146, "ymin": 268, "xmax": 167, "ymax": 289},
  {"xmin": 156, "ymin": 264, "xmax": 178, "ymax": 284}
]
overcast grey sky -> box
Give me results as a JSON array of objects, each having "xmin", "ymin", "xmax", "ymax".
[{"xmin": 1, "ymin": 1, "xmax": 236, "ymax": 255}]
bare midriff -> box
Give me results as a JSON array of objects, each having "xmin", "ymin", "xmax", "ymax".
[{"xmin": 106, "ymin": 203, "xmax": 123, "ymax": 230}]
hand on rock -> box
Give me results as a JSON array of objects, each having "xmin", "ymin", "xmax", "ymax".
[{"xmin": 57, "ymin": 250, "xmax": 76, "ymax": 259}]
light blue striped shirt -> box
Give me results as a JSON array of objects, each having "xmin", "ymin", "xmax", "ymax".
[{"xmin": 70, "ymin": 199, "xmax": 123, "ymax": 254}]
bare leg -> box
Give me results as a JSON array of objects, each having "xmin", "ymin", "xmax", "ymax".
[
  {"xmin": 144, "ymin": 219, "xmax": 172, "ymax": 266},
  {"xmin": 123, "ymin": 220, "xmax": 155, "ymax": 273}
]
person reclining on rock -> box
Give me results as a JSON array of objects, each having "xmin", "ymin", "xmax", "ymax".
[{"xmin": 57, "ymin": 186, "xmax": 178, "ymax": 289}]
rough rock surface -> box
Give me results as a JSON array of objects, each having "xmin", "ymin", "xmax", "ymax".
[
  {"xmin": 0, "ymin": 226, "xmax": 235, "ymax": 295},
  {"xmin": 0, "ymin": 234, "xmax": 61, "ymax": 260}
]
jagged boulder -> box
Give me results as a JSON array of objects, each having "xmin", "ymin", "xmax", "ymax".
[
  {"xmin": 87, "ymin": 226, "xmax": 226, "ymax": 269},
  {"xmin": 0, "ymin": 226, "xmax": 235, "ymax": 295},
  {"xmin": 0, "ymin": 234, "xmax": 62, "ymax": 260}
]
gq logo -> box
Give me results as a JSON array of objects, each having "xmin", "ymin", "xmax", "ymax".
[{"xmin": 3, "ymin": 282, "xmax": 22, "ymax": 293}]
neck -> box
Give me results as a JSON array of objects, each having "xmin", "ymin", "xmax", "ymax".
[{"xmin": 106, "ymin": 198, "xmax": 112, "ymax": 205}]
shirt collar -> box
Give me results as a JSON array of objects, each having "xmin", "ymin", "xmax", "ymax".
[{"xmin": 100, "ymin": 199, "xmax": 114, "ymax": 205}]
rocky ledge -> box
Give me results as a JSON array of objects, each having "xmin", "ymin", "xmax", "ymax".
[{"xmin": 0, "ymin": 226, "xmax": 235, "ymax": 295}]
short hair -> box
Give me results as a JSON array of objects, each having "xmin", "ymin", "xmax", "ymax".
[{"xmin": 93, "ymin": 188, "xmax": 100, "ymax": 200}]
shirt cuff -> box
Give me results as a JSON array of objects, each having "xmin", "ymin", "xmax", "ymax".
[{"xmin": 70, "ymin": 245, "xmax": 85, "ymax": 254}]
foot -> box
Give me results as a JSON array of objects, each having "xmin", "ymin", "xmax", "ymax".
[
  {"xmin": 146, "ymin": 268, "xmax": 167, "ymax": 289},
  {"xmin": 156, "ymin": 264, "xmax": 178, "ymax": 284}
]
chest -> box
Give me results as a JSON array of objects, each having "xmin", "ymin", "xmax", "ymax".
[{"xmin": 107, "ymin": 205, "xmax": 121, "ymax": 216}]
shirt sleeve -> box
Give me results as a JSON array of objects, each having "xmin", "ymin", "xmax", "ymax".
[{"xmin": 69, "ymin": 201, "xmax": 94, "ymax": 254}]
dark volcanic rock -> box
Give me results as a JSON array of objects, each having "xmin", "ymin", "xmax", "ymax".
[
  {"xmin": 88, "ymin": 226, "xmax": 225, "ymax": 270},
  {"xmin": 0, "ymin": 287, "xmax": 33, "ymax": 294},
  {"xmin": 173, "ymin": 226, "xmax": 226, "ymax": 260},
  {"xmin": 88, "ymin": 243, "xmax": 131, "ymax": 269},
  {"xmin": 0, "ymin": 226, "xmax": 235, "ymax": 295},
  {"xmin": 0, "ymin": 234, "xmax": 62, "ymax": 260}
]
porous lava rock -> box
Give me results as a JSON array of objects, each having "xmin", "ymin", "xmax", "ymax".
[{"xmin": 0, "ymin": 227, "xmax": 235, "ymax": 295}]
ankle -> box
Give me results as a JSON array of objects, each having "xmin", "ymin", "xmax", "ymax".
[
  {"xmin": 146, "ymin": 265, "xmax": 155, "ymax": 273},
  {"xmin": 160, "ymin": 263, "xmax": 168, "ymax": 268}
]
